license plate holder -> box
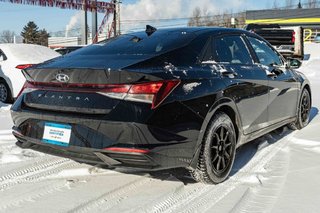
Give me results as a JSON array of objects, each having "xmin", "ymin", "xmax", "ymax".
[{"xmin": 42, "ymin": 122, "xmax": 72, "ymax": 147}]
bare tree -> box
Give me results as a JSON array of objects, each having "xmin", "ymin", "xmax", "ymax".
[
  {"xmin": 188, "ymin": 7, "xmax": 246, "ymax": 29},
  {"xmin": 272, "ymin": 0, "xmax": 279, "ymax": 9},
  {"xmin": 285, "ymin": 0, "xmax": 293, "ymax": 8},
  {"xmin": 307, "ymin": 0, "xmax": 317, "ymax": 8},
  {"xmin": 222, "ymin": 11, "xmax": 232, "ymax": 28},
  {"xmin": 0, "ymin": 30, "xmax": 15, "ymax": 43},
  {"xmin": 188, "ymin": 7, "xmax": 201, "ymax": 26},
  {"xmin": 236, "ymin": 12, "xmax": 246, "ymax": 28}
]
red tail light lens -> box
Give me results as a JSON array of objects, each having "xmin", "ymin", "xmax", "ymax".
[
  {"xmin": 17, "ymin": 80, "xmax": 180, "ymax": 109},
  {"xmin": 292, "ymin": 31, "xmax": 296, "ymax": 43},
  {"xmin": 126, "ymin": 81, "xmax": 180, "ymax": 109},
  {"xmin": 16, "ymin": 81, "xmax": 37, "ymax": 97},
  {"xmin": 15, "ymin": 64, "xmax": 34, "ymax": 70}
]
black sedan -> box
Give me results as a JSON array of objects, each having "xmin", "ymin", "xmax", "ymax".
[{"xmin": 11, "ymin": 27, "xmax": 311, "ymax": 184}]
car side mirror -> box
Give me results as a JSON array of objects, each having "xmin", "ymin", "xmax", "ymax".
[{"xmin": 286, "ymin": 58, "xmax": 302, "ymax": 69}]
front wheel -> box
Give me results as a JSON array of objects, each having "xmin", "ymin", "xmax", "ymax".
[
  {"xmin": 0, "ymin": 79, "xmax": 12, "ymax": 103},
  {"xmin": 190, "ymin": 112, "xmax": 236, "ymax": 184},
  {"xmin": 288, "ymin": 88, "xmax": 311, "ymax": 130}
]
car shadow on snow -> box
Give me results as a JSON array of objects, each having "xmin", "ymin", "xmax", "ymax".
[
  {"xmin": 230, "ymin": 126, "xmax": 292, "ymax": 177},
  {"xmin": 101, "ymin": 127, "xmax": 295, "ymax": 185},
  {"xmin": 146, "ymin": 126, "xmax": 295, "ymax": 184},
  {"xmin": 97, "ymin": 117, "xmax": 316, "ymax": 185},
  {"xmin": 231, "ymin": 106, "xmax": 318, "ymax": 177}
]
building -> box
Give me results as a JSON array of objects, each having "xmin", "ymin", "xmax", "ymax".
[{"xmin": 246, "ymin": 8, "xmax": 320, "ymax": 41}]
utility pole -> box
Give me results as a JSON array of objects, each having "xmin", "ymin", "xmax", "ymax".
[
  {"xmin": 113, "ymin": 0, "xmax": 117, "ymax": 37},
  {"xmin": 116, "ymin": 0, "xmax": 121, "ymax": 36},
  {"xmin": 81, "ymin": 0, "xmax": 88, "ymax": 45},
  {"xmin": 92, "ymin": 0, "xmax": 98, "ymax": 43},
  {"xmin": 113, "ymin": 0, "xmax": 121, "ymax": 37}
]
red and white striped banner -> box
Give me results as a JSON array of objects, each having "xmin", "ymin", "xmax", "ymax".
[{"xmin": 0, "ymin": 0, "xmax": 115, "ymax": 13}]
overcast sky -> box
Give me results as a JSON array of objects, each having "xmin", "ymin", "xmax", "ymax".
[{"xmin": 0, "ymin": 0, "xmax": 303, "ymax": 36}]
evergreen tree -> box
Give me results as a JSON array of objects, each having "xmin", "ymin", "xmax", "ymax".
[
  {"xmin": 38, "ymin": 29, "xmax": 50, "ymax": 46},
  {"xmin": 20, "ymin": 21, "xmax": 50, "ymax": 46},
  {"xmin": 21, "ymin": 21, "xmax": 39, "ymax": 44}
]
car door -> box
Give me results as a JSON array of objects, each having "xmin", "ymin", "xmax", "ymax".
[
  {"xmin": 211, "ymin": 34, "xmax": 269, "ymax": 134},
  {"xmin": 246, "ymin": 36, "xmax": 300, "ymax": 125}
]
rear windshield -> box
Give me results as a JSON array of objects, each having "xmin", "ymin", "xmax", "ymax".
[{"xmin": 96, "ymin": 30, "xmax": 197, "ymax": 56}]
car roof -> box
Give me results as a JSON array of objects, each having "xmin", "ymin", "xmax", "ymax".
[
  {"xmin": 0, "ymin": 43, "xmax": 60, "ymax": 62},
  {"xmin": 125, "ymin": 27, "xmax": 250, "ymax": 37}
]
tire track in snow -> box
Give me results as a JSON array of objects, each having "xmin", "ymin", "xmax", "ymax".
[
  {"xmin": 0, "ymin": 157, "xmax": 78, "ymax": 191},
  {"xmin": 0, "ymin": 130, "xmax": 17, "ymax": 150},
  {"xmin": 0, "ymin": 181, "xmax": 69, "ymax": 211},
  {"xmin": 140, "ymin": 182, "xmax": 208, "ymax": 213},
  {"xmin": 228, "ymin": 147, "xmax": 290, "ymax": 213},
  {"xmin": 139, "ymin": 131, "xmax": 296, "ymax": 213},
  {"xmin": 68, "ymin": 176, "xmax": 155, "ymax": 213},
  {"xmin": 176, "ymin": 132, "xmax": 295, "ymax": 213},
  {"xmin": 0, "ymin": 167, "xmax": 115, "ymax": 211}
]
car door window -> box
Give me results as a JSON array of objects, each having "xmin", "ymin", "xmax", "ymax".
[
  {"xmin": 0, "ymin": 50, "xmax": 7, "ymax": 61},
  {"xmin": 247, "ymin": 37, "xmax": 282, "ymax": 66},
  {"xmin": 213, "ymin": 35, "xmax": 253, "ymax": 65}
]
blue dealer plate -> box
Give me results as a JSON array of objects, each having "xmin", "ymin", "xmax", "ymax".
[{"xmin": 42, "ymin": 122, "xmax": 72, "ymax": 147}]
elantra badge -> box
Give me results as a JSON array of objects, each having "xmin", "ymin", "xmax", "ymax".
[{"xmin": 55, "ymin": 73, "xmax": 70, "ymax": 83}]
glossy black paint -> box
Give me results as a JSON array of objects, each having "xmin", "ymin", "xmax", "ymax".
[{"xmin": 11, "ymin": 27, "xmax": 311, "ymax": 171}]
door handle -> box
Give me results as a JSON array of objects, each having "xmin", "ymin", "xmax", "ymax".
[
  {"xmin": 221, "ymin": 70, "xmax": 237, "ymax": 77},
  {"xmin": 267, "ymin": 72, "xmax": 277, "ymax": 78}
]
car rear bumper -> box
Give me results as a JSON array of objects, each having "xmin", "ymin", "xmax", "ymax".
[
  {"xmin": 11, "ymin": 98, "xmax": 197, "ymax": 170},
  {"xmin": 12, "ymin": 128, "xmax": 193, "ymax": 171},
  {"xmin": 14, "ymin": 132, "xmax": 161, "ymax": 169}
]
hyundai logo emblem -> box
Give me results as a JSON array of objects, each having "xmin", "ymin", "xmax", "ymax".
[{"xmin": 55, "ymin": 73, "xmax": 70, "ymax": 83}]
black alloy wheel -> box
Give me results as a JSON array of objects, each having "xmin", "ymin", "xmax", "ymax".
[
  {"xmin": 190, "ymin": 112, "xmax": 236, "ymax": 184},
  {"xmin": 300, "ymin": 90, "xmax": 311, "ymax": 125},
  {"xmin": 211, "ymin": 126, "xmax": 233, "ymax": 174},
  {"xmin": 289, "ymin": 88, "xmax": 311, "ymax": 130}
]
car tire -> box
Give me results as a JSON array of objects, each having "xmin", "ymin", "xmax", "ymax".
[
  {"xmin": 288, "ymin": 89, "xmax": 311, "ymax": 130},
  {"xmin": 190, "ymin": 112, "xmax": 236, "ymax": 184},
  {"xmin": 0, "ymin": 79, "xmax": 12, "ymax": 103}
]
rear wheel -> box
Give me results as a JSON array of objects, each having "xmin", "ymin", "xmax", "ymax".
[
  {"xmin": 288, "ymin": 89, "xmax": 311, "ymax": 130},
  {"xmin": 190, "ymin": 112, "xmax": 236, "ymax": 184},
  {"xmin": 0, "ymin": 79, "xmax": 12, "ymax": 103}
]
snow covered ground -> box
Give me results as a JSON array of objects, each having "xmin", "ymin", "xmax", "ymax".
[{"xmin": 0, "ymin": 43, "xmax": 319, "ymax": 213}]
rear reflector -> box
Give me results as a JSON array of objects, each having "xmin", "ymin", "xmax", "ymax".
[
  {"xmin": 104, "ymin": 147, "xmax": 150, "ymax": 154},
  {"xmin": 16, "ymin": 64, "xmax": 34, "ymax": 70},
  {"xmin": 19, "ymin": 80, "xmax": 180, "ymax": 109}
]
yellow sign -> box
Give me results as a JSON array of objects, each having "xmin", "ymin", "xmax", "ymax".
[{"xmin": 246, "ymin": 18, "xmax": 320, "ymax": 24}]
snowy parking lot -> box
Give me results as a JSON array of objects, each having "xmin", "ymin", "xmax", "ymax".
[{"xmin": 0, "ymin": 43, "xmax": 319, "ymax": 213}]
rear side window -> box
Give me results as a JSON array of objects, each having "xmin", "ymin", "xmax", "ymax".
[
  {"xmin": 128, "ymin": 34, "xmax": 210, "ymax": 67},
  {"xmin": 213, "ymin": 35, "xmax": 253, "ymax": 64},
  {"xmin": 247, "ymin": 37, "xmax": 283, "ymax": 66}
]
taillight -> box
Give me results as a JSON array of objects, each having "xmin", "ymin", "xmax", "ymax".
[
  {"xmin": 15, "ymin": 64, "xmax": 34, "ymax": 70},
  {"xmin": 292, "ymin": 31, "xmax": 296, "ymax": 43},
  {"xmin": 16, "ymin": 81, "xmax": 37, "ymax": 97},
  {"xmin": 17, "ymin": 80, "xmax": 180, "ymax": 109},
  {"xmin": 99, "ymin": 80, "xmax": 180, "ymax": 109}
]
